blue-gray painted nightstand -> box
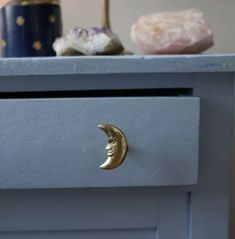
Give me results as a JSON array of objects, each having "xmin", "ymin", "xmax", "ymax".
[{"xmin": 0, "ymin": 55, "xmax": 234, "ymax": 239}]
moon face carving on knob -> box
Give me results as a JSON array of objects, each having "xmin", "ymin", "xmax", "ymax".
[{"xmin": 98, "ymin": 124, "xmax": 128, "ymax": 170}]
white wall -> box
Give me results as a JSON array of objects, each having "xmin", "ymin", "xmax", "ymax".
[{"xmin": 61, "ymin": 0, "xmax": 235, "ymax": 54}]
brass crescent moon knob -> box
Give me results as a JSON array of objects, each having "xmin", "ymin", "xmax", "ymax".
[{"xmin": 98, "ymin": 124, "xmax": 128, "ymax": 170}]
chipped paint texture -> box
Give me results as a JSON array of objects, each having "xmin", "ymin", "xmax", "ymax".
[{"xmin": 0, "ymin": 55, "xmax": 235, "ymax": 76}]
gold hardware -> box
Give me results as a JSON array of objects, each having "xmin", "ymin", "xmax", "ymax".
[
  {"xmin": 98, "ymin": 124, "xmax": 128, "ymax": 170},
  {"xmin": 0, "ymin": 39, "xmax": 6, "ymax": 48},
  {"xmin": 101, "ymin": 0, "xmax": 110, "ymax": 29},
  {"xmin": 16, "ymin": 16, "xmax": 26, "ymax": 26},
  {"xmin": 48, "ymin": 14, "xmax": 56, "ymax": 23},
  {"xmin": 32, "ymin": 40, "xmax": 42, "ymax": 50}
]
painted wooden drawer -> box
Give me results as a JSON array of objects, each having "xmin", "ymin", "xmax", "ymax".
[{"xmin": 0, "ymin": 97, "xmax": 200, "ymax": 189}]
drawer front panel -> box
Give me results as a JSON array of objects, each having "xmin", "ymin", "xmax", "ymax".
[{"xmin": 0, "ymin": 97, "xmax": 199, "ymax": 189}]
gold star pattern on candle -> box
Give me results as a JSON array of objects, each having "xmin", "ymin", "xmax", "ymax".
[
  {"xmin": 0, "ymin": 39, "xmax": 6, "ymax": 48},
  {"xmin": 16, "ymin": 16, "xmax": 26, "ymax": 26},
  {"xmin": 32, "ymin": 41, "xmax": 42, "ymax": 51},
  {"xmin": 48, "ymin": 15, "xmax": 56, "ymax": 23}
]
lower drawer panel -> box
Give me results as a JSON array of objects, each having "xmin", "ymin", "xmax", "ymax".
[
  {"xmin": 0, "ymin": 229, "xmax": 156, "ymax": 239},
  {"xmin": 0, "ymin": 97, "xmax": 199, "ymax": 189},
  {"xmin": 0, "ymin": 189, "xmax": 189, "ymax": 239}
]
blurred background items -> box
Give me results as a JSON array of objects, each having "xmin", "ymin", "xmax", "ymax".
[{"xmin": 0, "ymin": 0, "xmax": 62, "ymax": 57}]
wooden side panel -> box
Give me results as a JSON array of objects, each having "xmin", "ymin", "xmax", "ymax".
[
  {"xmin": 191, "ymin": 193, "xmax": 230, "ymax": 239},
  {"xmin": 191, "ymin": 76, "xmax": 235, "ymax": 239},
  {"xmin": 230, "ymin": 160, "xmax": 235, "ymax": 239}
]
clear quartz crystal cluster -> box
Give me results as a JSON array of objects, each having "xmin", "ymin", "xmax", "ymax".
[
  {"xmin": 131, "ymin": 9, "xmax": 214, "ymax": 54},
  {"xmin": 53, "ymin": 27, "xmax": 124, "ymax": 56}
]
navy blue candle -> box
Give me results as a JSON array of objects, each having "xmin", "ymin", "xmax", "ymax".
[{"xmin": 0, "ymin": 0, "xmax": 62, "ymax": 57}]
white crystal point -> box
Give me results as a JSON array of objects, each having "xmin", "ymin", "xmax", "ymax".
[
  {"xmin": 53, "ymin": 27, "xmax": 124, "ymax": 56},
  {"xmin": 131, "ymin": 9, "xmax": 214, "ymax": 54}
]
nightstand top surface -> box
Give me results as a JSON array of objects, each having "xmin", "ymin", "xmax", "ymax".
[{"xmin": 0, "ymin": 54, "xmax": 234, "ymax": 76}]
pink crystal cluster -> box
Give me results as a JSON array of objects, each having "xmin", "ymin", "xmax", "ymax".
[{"xmin": 131, "ymin": 9, "xmax": 214, "ymax": 54}]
